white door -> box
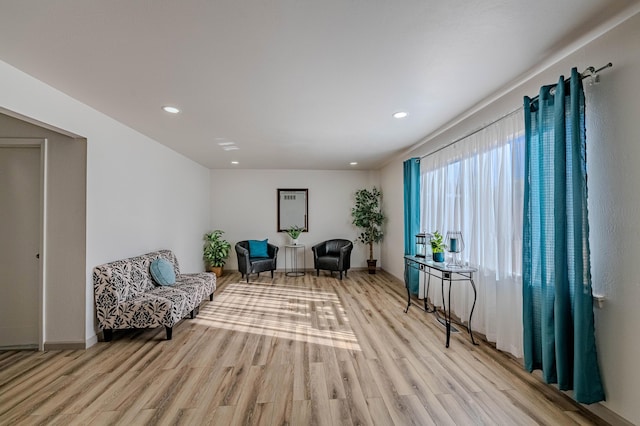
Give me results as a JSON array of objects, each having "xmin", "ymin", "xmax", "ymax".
[{"xmin": 0, "ymin": 146, "xmax": 41, "ymax": 348}]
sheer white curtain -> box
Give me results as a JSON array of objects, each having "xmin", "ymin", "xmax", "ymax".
[{"xmin": 421, "ymin": 111, "xmax": 525, "ymax": 357}]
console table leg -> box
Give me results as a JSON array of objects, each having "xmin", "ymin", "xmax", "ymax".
[
  {"xmin": 424, "ymin": 269, "xmax": 434, "ymax": 313},
  {"xmin": 441, "ymin": 277, "xmax": 450, "ymax": 348},
  {"xmin": 404, "ymin": 286, "xmax": 411, "ymax": 313},
  {"xmin": 468, "ymin": 277, "xmax": 479, "ymax": 345},
  {"xmin": 404, "ymin": 260, "xmax": 411, "ymax": 313},
  {"xmin": 446, "ymin": 278, "xmax": 452, "ymax": 348}
]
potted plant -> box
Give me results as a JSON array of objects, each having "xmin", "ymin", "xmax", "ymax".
[
  {"xmin": 285, "ymin": 225, "xmax": 305, "ymax": 245},
  {"xmin": 430, "ymin": 230, "xmax": 446, "ymax": 262},
  {"xmin": 351, "ymin": 187, "xmax": 385, "ymax": 274},
  {"xmin": 203, "ymin": 230, "xmax": 231, "ymax": 277}
]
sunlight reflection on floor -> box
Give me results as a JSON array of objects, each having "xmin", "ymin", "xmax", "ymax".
[{"xmin": 195, "ymin": 281, "xmax": 361, "ymax": 351}]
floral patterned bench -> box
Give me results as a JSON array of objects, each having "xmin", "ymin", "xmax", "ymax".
[{"xmin": 93, "ymin": 250, "xmax": 216, "ymax": 341}]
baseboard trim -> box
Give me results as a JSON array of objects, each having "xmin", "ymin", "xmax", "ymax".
[
  {"xmin": 43, "ymin": 341, "xmax": 87, "ymax": 351},
  {"xmin": 85, "ymin": 333, "xmax": 98, "ymax": 348},
  {"xmin": 224, "ymin": 267, "xmax": 372, "ymax": 273},
  {"xmin": 0, "ymin": 344, "xmax": 38, "ymax": 351},
  {"xmin": 581, "ymin": 401, "xmax": 634, "ymax": 425}
]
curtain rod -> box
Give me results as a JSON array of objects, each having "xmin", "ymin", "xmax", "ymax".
[
  {"xmin": 420, "ymin": 62, "xmax": 613, "ymax": 160},
  {"xmin": 526, "ymin": 62, "xmax": 613, "ymax": 103}
]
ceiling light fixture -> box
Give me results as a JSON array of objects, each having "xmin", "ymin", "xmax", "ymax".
[
  {"xmin": 231, "ymin": 161, "xmax": 239, "ymax": 165},
  {"xmin": 217, "ymin": 141, "xmax": 235, "ymax": 146},
  {"xmin": 162, "ymin": 106, "xmax": 180, "ymax": 114},
  {"xmin": 350, "ymin": 162, "xmax": 358, "ymax": 166},
  {"xmin": 223, "ymin": 146, "xmax": 239, "ymax": 151},
  {"xmin": 393, "ymin": 111, "xmax": 408, "ymax": 119}
]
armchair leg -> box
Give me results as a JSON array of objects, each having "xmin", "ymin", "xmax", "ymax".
[
  {"xmin": 103, "ymin": 329, "xmax": 113, "ymax": 342},
  {"xmin": 340, "ymin": 271, "xmax": 343, "ymax": 280},
  {"xmin": 165, "ymin": 326, "xmax": 173, "ymax": 340},
  {"xmin": 271, "ymin": 270, "xmax": 274, "ymax": 278},
  {"xmin": 316, "ymin": 269, "xmax": 319, "ymax": 276},
  {"xmin": 246, "ymin": 274, "xmax": 250, "ymax": 283},
  {"xmin": 209, "ymin": 293, "xmax": 214, "ymax": 301}
]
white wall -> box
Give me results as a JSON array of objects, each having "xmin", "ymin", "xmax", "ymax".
[
  {"xmin": 380, "ymin": 11, "xmax": 640, "ymax": 424},
  {"xmin": 379, "ymin": 160, "xmax": 404, "ymax": 279},
  {"xmin": 0, "ymin": 60, "xmax": 211, "ymax": 347},
  {"xmin": 210, "ymin": 169, "xmax": 379, "ymax": 271}
]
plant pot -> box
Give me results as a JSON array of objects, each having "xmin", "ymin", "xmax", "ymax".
[
  {"xmin": 433, "ymin": 252, "xmax": 445, "ymax": 263},
  {"xmin": 292, "ymin": 238, "xmax": 299, "ymax": 245},
  {"xmin": 210, "ymin": 266, "xmax": 223, "ymax": 277},
  {"xmin": 367, "ymin": 259, "xmax": 377, "ymax": 274}
]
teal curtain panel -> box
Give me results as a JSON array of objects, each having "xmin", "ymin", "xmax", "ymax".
[
  {"xmin": 403, "ymin": 158, "xmax": 420, "ymax": 295},
  {"xmin": 522, "ymin": 68, "xmax": 604, "ymax": 404}
]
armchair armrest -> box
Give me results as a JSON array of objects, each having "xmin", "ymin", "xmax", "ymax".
[
  {"xmin": 312, "ymin": 242, "xmax": 327, "ymax": 258},
  {"xmin": 340, "ymin": 243, "xmax": 353, "ymax": 255},
  {"xmin": 267, "ymin": 243, "xmax": 279, "ymax": 259},
  {"xmin": 235, "ymin": 243, "xmax": 250, "ymax": 274},
  {"xmin": 338, "ymin": 242, "xmax": 353, "ymax": 269}
]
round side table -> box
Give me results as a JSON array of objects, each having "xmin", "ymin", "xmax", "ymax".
[{"xmin": 285, "ymin": 244, "xmax": 305, "ymax": 277}]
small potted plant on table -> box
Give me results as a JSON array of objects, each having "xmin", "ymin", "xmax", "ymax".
[
  {"xmin": 203, "ymin": 230, "xmax": 231, "ymax": 277},
  {"xmin": 430, "ymin": 231, "xmax": 446, "ymax": 262},
  {"xmin": 285, "ymin": 225, "xmax": 305, "ymax": 245}
]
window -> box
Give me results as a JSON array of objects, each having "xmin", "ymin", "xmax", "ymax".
[{"xmin": 420, "ymin": 111, "xmax": 525, "ymax": 357}]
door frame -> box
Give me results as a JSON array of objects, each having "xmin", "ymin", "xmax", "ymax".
[{"xmin": 0, "ymin": 138, "xmax": 47, "ymax": 350}]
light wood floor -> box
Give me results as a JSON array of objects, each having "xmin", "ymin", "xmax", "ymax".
[{"xmin": 0, "ymin": 270, "xmax": 607, "ymax": 425}]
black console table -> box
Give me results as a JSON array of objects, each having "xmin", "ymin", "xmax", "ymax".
[{"xmin": 404, "ymin": 255, "xmax": 479, "ymax": 347}]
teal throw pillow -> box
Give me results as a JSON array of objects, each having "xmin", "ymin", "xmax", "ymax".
[
  {"xmin": 248, "ymin": 239, "xmax": 269, "ymax": 258},
  {"xmin": 150, "ymin": 258, "xmax": 176, "ymax": 286}
]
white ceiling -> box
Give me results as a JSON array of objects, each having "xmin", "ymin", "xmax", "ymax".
[{"xmin": 0, "ymin": 1, "xmax": 637, "ymax": 170}]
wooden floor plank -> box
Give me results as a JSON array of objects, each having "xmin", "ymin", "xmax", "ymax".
[
  {"xmin": 230, "ymin": 364, "xmax": 265, "ymax": 425},
  {"xmin": 0, "ymin": 270, "xmax": 608, "ymax": 425},
  {"xmin": 366, "ymin": 397, "xmax": 395, "ymax": 426},
  {"xmin": 309, "ymin": 362, "xmax": 333, "ymax": 426}
]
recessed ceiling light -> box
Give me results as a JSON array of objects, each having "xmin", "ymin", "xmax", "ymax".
[
  {"xmin": 350, "ymin": 162, "xmax": 358, "ymax": 166},
  {"xmin": 223, "ymin": 146, "xmax": 239, "ymax": 151},
  {"xmin": 217, "ymin": 141, "xmax": 235, "ymax": 146},
  {"xmin": 393, "ymin": 111, "xmax": 408, "ymax": 119},
  {"xmin": 231, "ymin": 161, "xmax": 239, "ymax": 165},
  {"xmin": 162, "ymin": 106, "xmax": 180, "ymax": 114}
]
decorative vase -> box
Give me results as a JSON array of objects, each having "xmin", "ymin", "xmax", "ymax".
[
  {"xmin": 433, "ymin": 252, "xmax": 445, "ymax": 262},
  {"xmin": 445, "ymin": 230, "xmax": 465, "ymax": 267},
  {"xmin": 292, "ymin": 238, "xmax": 299, "ymax": 245}
]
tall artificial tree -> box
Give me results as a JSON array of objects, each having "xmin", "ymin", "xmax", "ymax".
[{"xmin": 351, "ymin": 187, "xmax": 385, "ymax": 262}]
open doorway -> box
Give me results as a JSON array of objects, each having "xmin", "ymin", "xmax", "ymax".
[
  {"xmin": 0, "ymin": 111, "xmax": 86, "ymax": 350},
  {"xmin": 0, "ymin": 141, "xmax": 43, "ymax": 349}
]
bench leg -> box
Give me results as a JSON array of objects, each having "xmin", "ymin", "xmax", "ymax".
[
  {"xmin": 103, "ymin": 329, "xmax": 113, "ymax": 342},
  {"xmin": 165, "ymin": 326, "xmax": 173, "ymax": 340}
]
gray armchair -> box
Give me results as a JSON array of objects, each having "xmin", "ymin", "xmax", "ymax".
[
  {"xmin": 312, "ymin": 239, "xmax": 353, "ymax": 280},
  {"xmin": 235, "ymin": 240, "xmax": 279, "ymax": 283}
]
